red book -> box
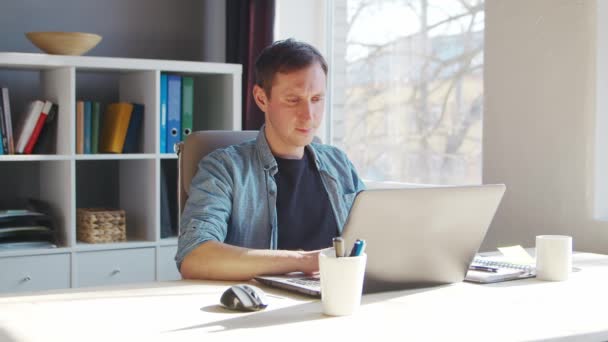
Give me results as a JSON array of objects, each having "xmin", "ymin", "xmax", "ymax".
[{"xmin": 23, "ymin": 100, "xmax": 53, "ymax": 154}]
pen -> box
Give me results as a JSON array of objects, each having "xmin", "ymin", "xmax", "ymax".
[
  {"xmin": 355, "ymin": 239, "xmax": 366, "ymax": 256},
  {"xmin": 333, "ymin": 237, "xmax": 345, "ymax": 258},
  {"xmin": 348, "ymin": 240, "xmax": 360, "ymax": 257},
  {"xmin": 469, "ymin": 265, "xmax": 498, "ymax": 273},
  {"xmin": 349, "ymin": 239, "xmax": 366, "ymax": 257}
]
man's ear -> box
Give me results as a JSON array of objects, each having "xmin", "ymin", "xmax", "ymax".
[{"xmin": 253, "ymin": 84, "xmax": 269, "ymax": 112}]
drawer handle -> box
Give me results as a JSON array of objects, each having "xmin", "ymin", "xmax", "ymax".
[
  {"xmin": 111, "ymin": 268, "xmax": 121, "ymax": 276},
  {"xmin": 22, "ymin": 276, "xmax": 31, "ymax": 282}
]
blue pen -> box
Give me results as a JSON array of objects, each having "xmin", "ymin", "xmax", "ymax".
[
  {"xmin": 350, "ymin": 239, "xmax": 365, "ymax": 257},
  {"xmin": 348, "ymin": 240, "xmax": 360, "ymax": 257},
  {"xmin": 356, "ymin": 239, "xmax": 366, "ymax": 256}
]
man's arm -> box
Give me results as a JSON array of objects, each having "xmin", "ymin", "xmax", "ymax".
[{"xmin": 180, "ymin": 241, "xmax": 320, "ymax": 281}]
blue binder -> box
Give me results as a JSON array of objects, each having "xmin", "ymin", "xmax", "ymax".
[
  {"xmin": 166, "ymin": 75, "xmax": 181, "ymax": 153},
  {"xmin": 160, "ymin": 74, "xmax": 168, "ymax": 153}
]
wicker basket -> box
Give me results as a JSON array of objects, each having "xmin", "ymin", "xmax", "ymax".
[{"xmin": 77, "ymin": 208, "xmax": 126, "ymax": 243}]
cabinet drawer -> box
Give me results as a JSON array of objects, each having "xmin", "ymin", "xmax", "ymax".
[
  {"xmin": 0, "ymin": 254, "xmax": 71, "ymax": 293},
  {"xmin": 158, "ymin": 245, "xmax": 181, "ymax": 281},
  {"xmin": 75, "ymin": 248, "xmax": 155, "ymax": 287}
]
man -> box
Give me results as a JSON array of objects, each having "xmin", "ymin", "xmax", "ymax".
[{"xmin": 176, "ymin": 38, "xmax": 365, "ymax": 281}]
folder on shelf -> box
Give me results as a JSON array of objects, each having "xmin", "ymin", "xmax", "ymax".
[
  {"xmin": 181, "ymin": 76, "xmax": 193, "ymax": 141},
  {"xmin": 1, "ymin": 87, "xmax": 15, "ymax": 154},
  {"xmin": 0, "ymin": 90, "xmax": 8, "ymax": 154},
  {"xmin": 23, "ymin": 100, "xmax": 54, "ymax": 154},
  {"xmin": 91, "ymin": 101, "xmax": 101, "ymax": 154},
  {"xmin": 99, "ymin": 102, "xmax": 133, "ymax": 153},
  {"xmin": 0, "ymin": 105, "xmax": 5, "ymax": 155},
  {"xmin": 84, "ymin": 101, "xmax": 92, "ymax": 154},
  {"xmin": 167, "ymin": 75, "xmax": 181, "ymax": 154},
  {"xmin": 76, "ymin": 100, "xmax": 84, "ymax": 154},
  {"xmin": 122, "ymin": 103, "xmax": 144, "ymax": 153},
  {"xmin": 160, "ymin": 73, "xmax": 168, "ymax": 153},
  {"xmin": 14, "ymin": 100, "xmax": 45, "ymax": 154}
]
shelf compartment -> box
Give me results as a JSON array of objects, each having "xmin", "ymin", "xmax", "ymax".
[
  {"xmin": 75, "ymin": 69, "xmax": 156, "ymax": 154},
  {"xmin": 0, "ymin": 67, "xmax": 74, "ymax": 155},
  {"xmin": 0, "ymin": 160, "xmax": 73, "ymax": 248},
  {"xmin": 76, "ymin": 159, "xmax": 156, "ymax": 243},
  {"xmin": 160, "ymin": 159, "xmax": 178, "ymax": 239}
]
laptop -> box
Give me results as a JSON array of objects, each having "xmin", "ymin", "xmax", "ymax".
[{"xmin": 255, "ymin": 184, "xmax": 506, "ymax": 297}]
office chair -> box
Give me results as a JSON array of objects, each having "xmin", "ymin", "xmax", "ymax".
[
  {"xmin": 176, "ymin": 130, "xmax": 322, "ymax": 230},
  {"xmin": 176, "ymin": 130, "xmax": 259, "ymax": 228}
]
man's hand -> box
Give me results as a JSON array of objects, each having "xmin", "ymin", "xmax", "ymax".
[{"xmin": 297, "ymin": 250, "xmax": 321, "ymax": 275}]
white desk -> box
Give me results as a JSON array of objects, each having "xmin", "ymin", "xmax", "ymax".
[{"xmin": 1, "ymin": 252, "xmax": 607, "ymax": 342}]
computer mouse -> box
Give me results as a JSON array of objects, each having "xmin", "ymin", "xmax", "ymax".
[{"xmin": 220, "ymin": 284, "xmax": 268, "ymax": 312}]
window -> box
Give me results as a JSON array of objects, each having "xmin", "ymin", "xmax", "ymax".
[{"xmin": 330, "ymin": 0, "xmax": 484, "ymax": 184}]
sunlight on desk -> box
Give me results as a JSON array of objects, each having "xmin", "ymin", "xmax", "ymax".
[{"xmin": 1, "ymin": 253, "xmax": 608, "ymax": 341}]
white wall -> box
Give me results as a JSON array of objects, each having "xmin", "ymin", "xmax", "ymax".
[
  {"xmin": 275, "ymin": 0, "xmax": 327, "ymax": 55},
  {"xmin": 275, "ymin": 0, "xmax": 329, "ymax": 142},
  {"xmin": 483, "ymin": 0, "xmax": 605, "ymax": 253}
]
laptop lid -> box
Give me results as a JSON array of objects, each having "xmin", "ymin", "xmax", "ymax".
[
  {"xmin": 256, "ymin": 184, "xmax": 506, "ymax": 296},
  {"xmin": 343, "ymin": 184, "xmax": 506, "ymax": 293}
]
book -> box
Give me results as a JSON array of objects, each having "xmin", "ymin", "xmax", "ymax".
[
  {"xmin": 167, "ymin": 75, "xmax": 181, "ymax": 153},
  {"xmin": 464, "ymin": 256, "xmax": 536, "ymax": 284},
  {"xmin": 91, "ymin": 102, "xmax": 101, "ymax": 153},
  {"xmin": 76, "ymin": 101, "xmax": 84, "ymax": 154},
  {"xmin": 181, "ymin": 76, "xmax": 193, "ymax": 141},
  {"xmin": 122, "ymin": 103, "xmax": 143, "ymax": 153},
  {"xmin": 32, "ymin": 104, "xmax": 58, "ymax": 154},
  {"xmin": 160, "ymin": 73, "xmax": 168, "ymax": 153},
  {"xmin": 23, "ymin": 100, "xmax": 53, "ymax": 154},
  {"xmin": 84, "ymin": 101, "xmax": 92, "ymax": 154},
  {"xmin": 160, "ymin": 164, "xmax": 173, "ymax": 238},
  {"xmin": 0, "ymin": 90, "xmax": 8, "ymax": 154},
  {"xmin": 14, "ymin": 100, "xmax": 44, "ymax": 153},
  {"xmin": 99, "ymin": 102, "xmax": 133, "ymax": 153},
  {"xmin": 2, "ymin": 87, "xmax": 15, "ymax": 154},
  {"xmin": 0, "ymin": 105, "xmax": 5, "ymax": 154}
]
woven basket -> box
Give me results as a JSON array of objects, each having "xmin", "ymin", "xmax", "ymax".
[{"xmin": 77, "ymin": 208, "xmax": 126, "ymax": 243}]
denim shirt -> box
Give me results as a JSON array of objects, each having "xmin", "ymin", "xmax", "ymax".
[{"xmin": 175, "ymin": 129, "xmax": 365, "ymax": 269}]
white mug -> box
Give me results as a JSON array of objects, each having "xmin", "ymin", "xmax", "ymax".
[
  {"xmin": 319, "ymin": 248, "xmax": 367, "ymax": 316},
  {"xmin": 535, "ymin": 235, "xmax": 572, "ymax": 281}
]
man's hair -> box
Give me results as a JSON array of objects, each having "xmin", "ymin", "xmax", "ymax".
[{"xmin": 254, "ymin": 38, "xmax": 328, "ymax": 97}]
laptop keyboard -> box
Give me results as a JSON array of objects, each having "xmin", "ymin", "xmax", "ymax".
[{"xmin": 286, "ymin": 277, "xmax": 320, "ymax": 288}]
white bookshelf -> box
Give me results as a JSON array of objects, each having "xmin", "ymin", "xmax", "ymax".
[{"xmin": 0, "ymin": 53, "xmax": 242, "ymax": 294}]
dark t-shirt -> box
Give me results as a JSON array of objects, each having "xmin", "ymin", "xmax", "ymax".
[{"xmin": 275, "ymin": 149, "xmax": 338, "ymax": 250}]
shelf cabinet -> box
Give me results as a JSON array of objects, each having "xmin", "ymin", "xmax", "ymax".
[{"xmin": 0, "ymin": 53, "xmax": 242, "ymax": 294}]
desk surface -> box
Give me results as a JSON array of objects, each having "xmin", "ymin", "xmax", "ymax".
[{"xmin": 1, "ymin": 252, "xmax": 607, "ymax": 342}]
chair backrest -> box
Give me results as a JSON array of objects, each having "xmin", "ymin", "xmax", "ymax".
[
  {"xmin": 176, "ymin": 130, "xmax": 321, "ymax": 229},
  {"xmin": 177, "ymin": 130, "xmax": 259, "ymax": 222}
]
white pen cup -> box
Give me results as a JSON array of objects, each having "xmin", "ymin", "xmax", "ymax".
[
  {"xmin": 535, "ymin": 235, "xmax": 572, "ymax": 281},
  {"xmin": 319, "ymin": 248, "xmax": 367, "ymax": 316}
]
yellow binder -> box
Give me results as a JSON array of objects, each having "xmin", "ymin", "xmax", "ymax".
[{"xmin": 99, "ymin": 102, "xmax": 133, "ymax": 153}]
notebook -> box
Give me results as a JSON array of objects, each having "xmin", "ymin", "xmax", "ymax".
[
  {"xmin": 255, "ymin": 184, "xmax": 506, "ymax": 297},
  {"xmin": 464, "ymin": 256, "xmax": 536, "ymax": 283}
]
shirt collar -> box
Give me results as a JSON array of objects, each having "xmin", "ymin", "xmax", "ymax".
[{"xmin": 255, "ymin": 124, "xmax": 322, "ymax": 172}]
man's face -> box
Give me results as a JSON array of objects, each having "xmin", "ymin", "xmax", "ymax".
[{"xmin": 253, "ymin": 62, "xmax": 326, "ymax": 158}]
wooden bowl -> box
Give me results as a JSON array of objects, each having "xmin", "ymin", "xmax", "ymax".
[{"xmin": 25, "ymin": 32, "xmax": 102, "ymax": 56}]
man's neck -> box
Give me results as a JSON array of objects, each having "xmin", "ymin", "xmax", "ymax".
[{"xmin": 264, "ymin": 126, "xmax": 305, "ymax": 159}]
